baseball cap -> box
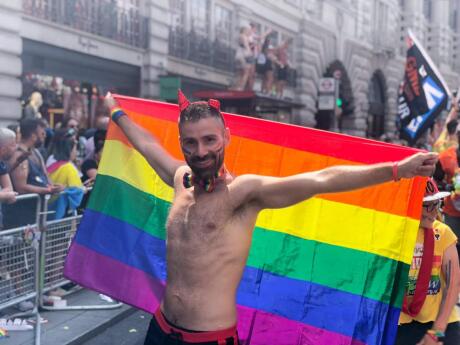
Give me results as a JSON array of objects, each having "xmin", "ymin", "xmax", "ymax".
[{"xmin": 423, "ymin": 178, "xmax": 450, "ymax": 202}]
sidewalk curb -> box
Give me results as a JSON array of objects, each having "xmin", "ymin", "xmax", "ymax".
[{"xmin": 65, "ymin": 306, "xmax": 137, "ymax": 345}]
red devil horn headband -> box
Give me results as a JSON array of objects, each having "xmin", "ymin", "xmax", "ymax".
[
  {"xmin": 178, "ymin": 89, "xmax": 190, "ymax": 112},
  {"xmin": 208, "ymin": 99, "xmax": 220, "ymax": 112},
  {"xmin": 177, "ymin": 89, "xmax": 221, "ymax": 113}
]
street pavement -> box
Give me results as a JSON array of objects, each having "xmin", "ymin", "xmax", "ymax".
[
  {"xmin": 0, "ymin": 288, "xmax": 135, "ymax": 345},
  {"xmin": 80, "ymin": 310, "xmax": 150, "ymax": 345}
]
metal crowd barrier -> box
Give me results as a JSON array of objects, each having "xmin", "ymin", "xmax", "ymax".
[
  {"xmin": 0, "ymin": 190, "xmax": 122, "ymax": 344},
  {"xmin": 38, "ymin": 192, "xmax": 122, "ymax": 311},
  {"xmin": 0, "ymin": 194, "xmax": 42, "ymax": 345}
]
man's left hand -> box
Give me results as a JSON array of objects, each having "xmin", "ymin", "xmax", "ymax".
[{"xmin": 398, "ymin": 152, "xmax": 438, "ymax": 179}]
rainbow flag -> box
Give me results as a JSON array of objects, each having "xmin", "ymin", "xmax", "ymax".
[{"xmin": 64, "ymin": 95, "xmax": 425, "ymax": 345}]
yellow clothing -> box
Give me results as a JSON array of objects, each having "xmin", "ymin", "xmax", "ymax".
[
  {"xmin": 433, "ymin": 129, "xmax": 458, "ymax": 153},
  {"xmin": 399, "ymin": 221, "xmax": 459, "ymax": 324},
  {"xmin": 48, "ymin": 162, "xmax": 82, "ymax": 187}
]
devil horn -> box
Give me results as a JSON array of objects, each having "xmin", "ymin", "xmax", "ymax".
[
  {"xmin": 178, "ymin": 89, "xmax": 190, "ymax": 112},
  {"xmin": 208, "ymin": 99, "xmax": 220, "ymax": 112}
]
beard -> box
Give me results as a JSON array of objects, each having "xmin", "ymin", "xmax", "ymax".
[
  {"xmin": 34, "ymin": 139, "xmax": 43, "ymax": 148},
  {"xmin": 185, "ymin": 148, "xmax": 225, "ymax": 180}
]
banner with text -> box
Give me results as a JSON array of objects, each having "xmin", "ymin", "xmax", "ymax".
[{"xmin": 397, "ymin": 30, "xmax": 450, "ymax": 144}]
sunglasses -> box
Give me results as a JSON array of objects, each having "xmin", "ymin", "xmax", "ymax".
[{"xmin": 422, "ymin": 201, "xmax": 441, "ymax": 212}]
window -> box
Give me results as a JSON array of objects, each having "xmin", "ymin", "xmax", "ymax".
[
  {"xmin": 450, "ymin": 6, "xmax": 458, "ymax": 30},
  {"xmin": 170, "ymin": 0, "xmax": 186, "ymax": 29},
  {"xmin": 215, "ymin": 4, "xmax": 232, "ymax": 45},
  {"xmin": 373, "ymin": 0, "xmax": 389, "ymax": 46},
  {"xmin": 423, "ymin": 0, "xmax": 432, "ymax": 21},
  {"xmin": 190, "ymin": 0, "xmax": 209, "ymax": 36}
]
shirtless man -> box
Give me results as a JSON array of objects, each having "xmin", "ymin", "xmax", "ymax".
[{"xmin": 106, "ymin": 91, "xmax": 438, "ymax": 345}]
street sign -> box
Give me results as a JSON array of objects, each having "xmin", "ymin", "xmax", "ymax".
[
  {"xmin": 318, "ymin": 95, "xmax": 336, "ymax": 110},
  {"xmin": 318, "ymin": 78, "xmax": 336, "ymax": 93}
]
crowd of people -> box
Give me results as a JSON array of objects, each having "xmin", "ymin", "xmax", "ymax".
[
  {"xmin": 234, "ymin": 23, "xmax": 292, "ymax": 98},
  {"xmin": 0, "ymin": 101, "xmax": 108, "ymax": 232}
]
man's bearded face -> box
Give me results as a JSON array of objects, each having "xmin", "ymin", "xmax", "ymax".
[{"xmin": 179, "ymin": 117, "xmax": 227, "ymax": 180}]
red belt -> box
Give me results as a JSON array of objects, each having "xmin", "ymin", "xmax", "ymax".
[{"xmin": 154, "ymin": 308, "xmax": 238, "ymax": 344}]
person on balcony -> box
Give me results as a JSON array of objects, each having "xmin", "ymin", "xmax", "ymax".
[
  {"xmin": 276, "ymin": 38, "xmax": 293, "ymax": 98},
  {"xmin": 23, "ymin": 91, "xmax": 43, "ymax": 120},
  {"xmin": 234, "ymin": 26, "xmax": 253, "ymax": 91}
]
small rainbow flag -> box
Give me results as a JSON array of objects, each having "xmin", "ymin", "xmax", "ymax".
[{"xmin": 64, "ymin": 95, "xmax": 425, "ymax": 345}]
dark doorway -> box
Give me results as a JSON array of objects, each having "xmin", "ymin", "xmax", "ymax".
[{"xmin": 367, "ymin": 70, "xmax": 386, "ymax": 139}]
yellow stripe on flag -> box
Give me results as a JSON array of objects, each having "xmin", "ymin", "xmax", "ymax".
[{"xmin": 99, "ymin": 140, "xmax": 418, "ymax": 264}]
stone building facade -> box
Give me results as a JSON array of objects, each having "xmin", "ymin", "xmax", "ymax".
[{"xmin": 1, "ymin": 0, "xmax": 459, "ymax": 139}]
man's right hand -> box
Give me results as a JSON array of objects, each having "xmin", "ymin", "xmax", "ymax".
[{"xmin": 397, "ymin": 152, "xmax": 438, "ymax": 179}]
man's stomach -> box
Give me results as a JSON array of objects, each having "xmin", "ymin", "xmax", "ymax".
[{"xmin": 161, "ymin": 281, "xmax": 238, "ymax": 331}]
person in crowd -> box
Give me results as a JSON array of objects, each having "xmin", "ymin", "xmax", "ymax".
[
  {"xmin": 46, "ymin": 132, "xmax": 84, "ymax": 220},
  {"xmin": 64, "ymin": 83, "xmax": 88, "ymax": 129},
  {"xmin": 435, "ymin": 128, "xmax": 460, "ymax": 261},
  {"xmin": 433, "ymin": 101, "xmax": 459, "ymax": 153},
  {"xmin": 105, "ymin": 91, "xmax": 437, "ymax": 345},
  {"xmin": 46, "ymin": 128, "xmax": 77, "ymax": 166},
  {"xmin": 23, "ymin": 91, "xmax": 43, "ymax": 120},
  {"xmin": 7, "ymin": 124, "xmax": 21, "ymax": 144},
  {"xmin": 8, "ymin": 119, "xmax": 59, "ymax": 194},
  {"xmin": 47, "ymin": 132, "xmax": 82, "ymax": 188},
  {"xmin": 396, "ymin": 178, "xmax": 460, "ymax": 345},
  {"xmin": 0, "ymin": 128, "xmax": 18, "ymax": 229},
  {"xmin": 78, "ymin": 140, "xmax": 104, "ymax": 212},
  {"xmin": 81, "ymin": 140, "xmax": 103, "ymax": 185},
  {"xmin": 0, "ymin": 128, "xmax": 34, "ymax": 312},
  {"xmin": 5, "ymin": 119, "xmax": 63, "ymax": 228},
  {"xmin": 234, "ymin": 26, "xmax": 253, "ymax": 91},
  {"xmin": 84, "ymin": 116, "xmax": 108, "ymax": 161},
  {"xmin": 62, "ymin": 117, "xmax": 80, "ymax": 132},
  {"xmin": 275, "ymin": 38, "xmax": 293, "ymax": 98}
]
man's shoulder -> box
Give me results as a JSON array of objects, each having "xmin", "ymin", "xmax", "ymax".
[
  {"xmin": 8, "ymin": 150, "xmax": 29, "ymax": 169},
  {"xmin": 227, "ymin": 174, "xmax": 264, "ymax": 200}
]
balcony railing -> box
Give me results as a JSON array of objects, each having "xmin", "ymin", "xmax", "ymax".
[
  {"xmin": 169, "ymin": 28, "xmax": 235, "ymax": 72},
  {"xmin": 169, "ymin": 28, "xmax": 297, "ymax": 87},
  {"xmin": 23, "ymin": 0, "xmax": 148, "ymax": 49}
]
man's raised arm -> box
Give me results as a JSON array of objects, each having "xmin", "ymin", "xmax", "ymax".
[
  {"xmin": 244, "ymin": 152, "xmax": 438, "ymax": 210},
  {"xmin": 105, "ymin": 94, "xmax": 182, "ymax": 187}
]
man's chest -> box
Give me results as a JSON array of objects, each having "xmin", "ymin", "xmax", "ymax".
[{"xmin": 166, "ymin": 191, "xmax": 232, "ymax": 243}]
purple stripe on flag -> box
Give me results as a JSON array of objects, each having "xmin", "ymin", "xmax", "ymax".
[
  {"xmin": 64, "ymin": 242, "xmax": 165, "ymax": 313},
  {"xmin": 236, "ymin": 306, "xmax": 366, "ymax": 345}
]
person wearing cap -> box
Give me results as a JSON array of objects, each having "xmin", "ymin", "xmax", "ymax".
[
  {"xmin": 433, "ymin": 100, "xmax": 459, "ymax": 153},
  {"xmin": 396, "ymin": 178, "xmax": 460, "ymax": 345},
  {"xmin": 437, "ymin": 130, "xmax": 460, "ymax": 263},
  {"xmin": 105, "ymin": 91, "xmax": 439, "ymax": 345}
]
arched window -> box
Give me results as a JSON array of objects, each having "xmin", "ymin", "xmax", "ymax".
[{"xmin": 367, "ymin": 71, "xmax": 386, "ymax": 139}]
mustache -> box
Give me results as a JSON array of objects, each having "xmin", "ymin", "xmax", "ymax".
[{"xmin": 191, "ymin": 153, "xmax": 215, "ymax": 163}]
